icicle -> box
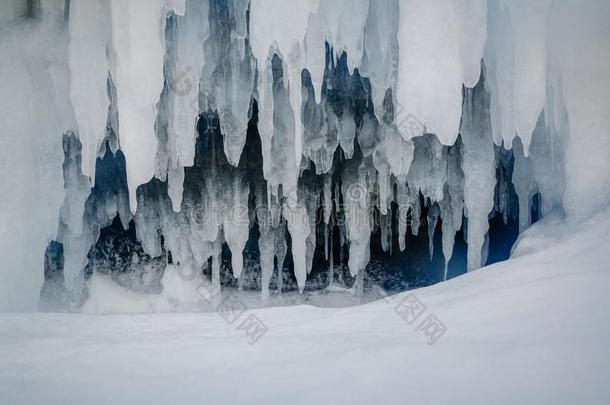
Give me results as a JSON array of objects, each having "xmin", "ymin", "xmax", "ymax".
[
  {"xmin": 328, "ymin": 220, "xmax": 334, "ymax": 288},
  {"xmin": 338, "ymin": 113, "xmax": 357, "ymax": 159},
  {"xmin": 380, "ymin": 214, "xmax": 391, "ymax": 253},
  {"xmin": 507, "ymin": 0, "xmax": 551, "ymax": 154},
  {"xmin": 283, "ymin": 203, "xmax": 310, "ymax": 293},
  {"xmin": 319, "ymin": 0, "xmax": 370, "ymax": 74},
  {"xmin": 303, "ymin": 5, "xmax": 326, "ymax": 103},
  {"xmin": 459, "ymin": 0, "xmax": 487, "ymax": 88},
  {"xmin": 323, "ymin": 174, "xmax": 332, "ymax": 260},
  {"xmin": 461, "ymin": 81, "xmax": 495, "ymax": 271},
  {"xmin": 396, "ymin": 0, "xmax": 464, "ymax": 145},
  {"xmin": 396, "ymin": 182, "xmax": 410, "ymax": 252},
  {"xmin": 427, "ymin": 203, "xmax": 440, "ymax": 260},
  {"xmin": 341, "ymin": 164, "xmax": 372, "ymax": 277},
  {"xmin": 485, "ymin": 0, "xmax": 551, "ymax": 152},
  {"xmin": 529, "ymin": 110, "xmax": 565, "ymax": 216},
  {"xmin": 512, "ymin": 137, "xmax": 537, "ymax": 233},
  {"xmin": 165, "ymin": 0, "xmax": 209, "ymax": 211},
  {"xmin": 68, "ymin": 0, "xmax": 111, "ymax": 181},
  {"xmin": 373, "ymin": 124, "xmax": 414, "ymax": 215},
  {"xmin": 438, "ymin": 141, "xmax": 464, "ymax": 279},
  {"xmin": 410, "ymin": 189, "xmax": 421, "ymax": 237},
  {"xmin": 407, "ymin": 135, "xmax": 447, "ymax": 204},
  {"xmin": 257, "ymin": 191, "xmax": 274, "ymax": 302},
  {"xmin": 58, "ymin": 134, "xmax": 94, "ymax": 295},
  {"xmin": 274, "ymin": 225, "xmax": 287, "ymax": 294},
  {"xmin": 110, "ymin": 0, "xmax": 168, "ymax": 211},
  {"xmin": 361, "ymin": 0, "xmax": 399, "ymax": 112},
  {"xmin": 223, "ymin": 176, "xmax": 250, "ymax": 278},
  {"xmin": 250, "ymin": 0, "xmax": 315, "ymax": 167}
]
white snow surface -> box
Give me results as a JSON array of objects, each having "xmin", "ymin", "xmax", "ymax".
[{"xmin": 2, "ymin": 207, "xmax": 609, "ymax": 404}]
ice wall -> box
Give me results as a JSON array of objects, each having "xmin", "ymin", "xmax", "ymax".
[
  {"xmin": 0, "ymin": 1, "xmax": 74, "ymax": 311},
  {"xmin": 1, "ymin": 0, "xmax": 609, "ymax": 310},
  {"xmin": 546, "ymin": 0, "xmax": 610, "ymax": 219}
]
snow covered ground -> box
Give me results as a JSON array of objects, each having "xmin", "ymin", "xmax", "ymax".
[{"xmin": 1, "ymin": 207, "xmax": 609, "ymax": 405}]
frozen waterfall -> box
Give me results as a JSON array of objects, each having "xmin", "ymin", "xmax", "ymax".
[{"xmin": 0, "ymin": 0, "xmax": 608, "ymax": 311}]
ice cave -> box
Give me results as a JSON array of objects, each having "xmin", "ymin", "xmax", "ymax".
[{"xmin": 1, "ymin": 0, "xmax": 609, "ymax": 403}]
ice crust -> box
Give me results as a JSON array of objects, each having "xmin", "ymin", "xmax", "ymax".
[{"xmin": 0, "ymin": 0, "xmax": 609, "ymax": 309}]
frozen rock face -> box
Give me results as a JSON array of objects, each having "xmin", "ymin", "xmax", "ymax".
[{"xmin": 0, "ymin": 0, "xmax": 608, "ymax": 310}]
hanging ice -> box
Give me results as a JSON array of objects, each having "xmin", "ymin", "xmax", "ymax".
[
  {"xmin": 164, "ymin": 0, "xmax": 209, "ymax": 211},
  {"xmin": 2, "ymin": 0, "xmax": 610, "ymax": 311},
  {"xmin": 461, "ymin": 80, "xmax": 495, "ymax": 271},
  {"xmin": 394, "ymin": 0, "xmax": 487, "ymax": 142},
  {"xmin": 68, "ymin": 0, "xmax": 111, "ymax": 180},
  {"xmin": 109, "ymin": 0, "xmax": 168, "ymax": 211}
]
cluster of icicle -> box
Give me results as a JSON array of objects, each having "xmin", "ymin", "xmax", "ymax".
[{"xmin": 1, "ymin": 0, "xmax": 608, "ymax": 306}]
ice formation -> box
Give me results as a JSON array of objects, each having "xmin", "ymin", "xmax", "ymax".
[{"xmin": 0, "ymin": 0, "xmax": 609, "ymax": 310}]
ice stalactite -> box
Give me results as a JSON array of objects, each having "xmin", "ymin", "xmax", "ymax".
[
  {"xmin": 438, "ymin": 141, "xmax": 464, "ymax": 279},
  {"xmin": 397, "ymin": 0, "xmax": 487, "ymax": 145},
  {"xmin": 341, "ymin": 160, "xmax": 373, "ymax": 281},
  {"xmin": 361, "ymin": 0, "xmax": 399, "ymax": 113},
  {"xmin": 250, "ymin": 0, "xmax": 313, "ymax": 170},
  {"xmin": 407, "ymin": 135, "xmax": 448, "ymax": 206},
  {"xmin": 163, "ymin": 0, "xmax": 209, "ymax": 211},
  {"xmin": 485, "ymin": 0, "xmax": 551, "ymax": 153},
  {"xmin": 460, "ymin": 0, "xmax": 488, "ymax": 88},
  {"xmin": 284, "ymin": 201, "xmax": 311, "ymax": 293},
  {"xmin": 461, "ymin": 76, "xmax": 496, "ymax": 271},
  {"xmin": 203, "ymin": 0, "xmax": 254, "ymax": 167},
  {"xmin": 256, "ymin": 189, "xmax": 286, "ymax": 302},
  {"xmin": 58, "ymin": 134, "xmax": 94, "ymax": 296},
  {"xmin": 511, "ymin": 137, "xmax": 538, "ymax": 233},
  {"xmin": 109, "ymin": 0, "xmax": 168, "ymax": 211},
  {"xmin": 317, "ymin": 0, "xmax": 370, "ymax": 75},
  {"xmin": 506, "ymin": 0, "xmax": 551, "ymax": 154},
  {"xmin": 223, "ymin": 176, "xmax": 250, "ymax": 278},
  {"xmin": 529, "ymin": 109, "xmax": 565, "ymax": 217},
  {"xmin": 427, "ymin": 203, "xmax": 441, "ymax": 259},
  {"xmin": 68, "ymin": 0, "xmax": 111, "ymax": 180},
  {"xmin": 485, "ymin": 0, "xmax": 515, "ymax": 147}
]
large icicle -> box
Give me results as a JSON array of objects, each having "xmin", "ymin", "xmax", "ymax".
[
  {"xmin": 109, "ymin": 0, "xmax": 167, "ymax": 211},
  {"xmin": 283, "ymin": 203, "xmax": 311, "ymax": 293},
  {"xmin": 68, "ymin": 0, "xmax": 111, "ymax": 180},
  {"xmin": 342, "ymin": 163, "xmax": 373, "ymax": 278},
  {"xmin": 396, "ymin": 0, "xmax": 464, "ymax": 145},
  {"xmin": 459, "ymin": 0, "xmax": 487, "ymax": 88},
  {"xmin": 165, "ymin": 0, "xmax": 209, "ymax": 211},
  {"xmin": 438, "ymin": 141, "xmax": 464, "ymax": 279},
  {"xmin": 507, "ymin": 0, "xmax": 551, "ymax": 154},
  {"xmin": 250, "ymin": 0, "xmax": 314, "ymax": 166},
  {"xmin": 461, "ymin": 79, "xmax": 495, "ymax": 271},
  {"xmin": 318, "ymin": 0, "xmax": 370, "ymax": 74},
  {"xmin": 484, "ymin": 0, "xmax": 515, "ymax": 147},
  {"xmin": 512, "ymin": 137, "xmax": 538, "ymax": 233},
  {"xmin": 485, "ymin": 0, "xmax": 551, "ymax": 152},
  {"xmin": 361, "ymin": 0, "xmax": 399, "ymax": 112},
  {"xmin": 223, "ymin": 177, "xmax": 250, "ymax": 279}
]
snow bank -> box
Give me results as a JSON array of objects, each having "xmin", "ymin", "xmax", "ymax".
[{"xmin": 2, "ymin": 205, "xmax": 609, "ymax": 404}]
